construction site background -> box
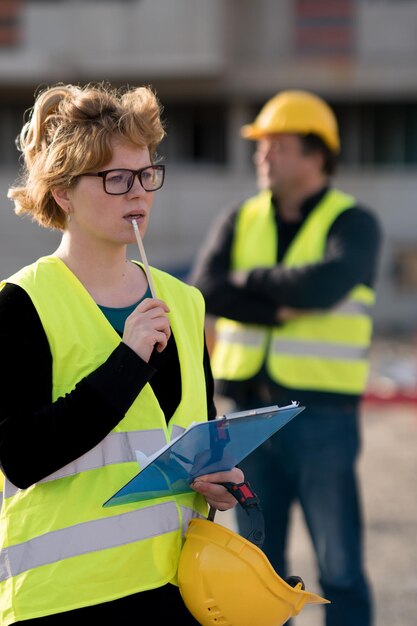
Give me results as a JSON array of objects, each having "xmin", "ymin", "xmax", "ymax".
[{"xmin": 0, "ymin": 2, "xmax": 417, "ymax": 624}]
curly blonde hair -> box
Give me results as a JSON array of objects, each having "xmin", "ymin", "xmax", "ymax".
[{"xmin": 8, "ymin": 82, "xmax": 166, "ymax": 230}]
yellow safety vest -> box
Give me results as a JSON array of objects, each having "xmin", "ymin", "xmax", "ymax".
[
  {"xmin": 0, "ymin": 256, "xmax": 208, "ymax": 625},
  {"xmin": 212, "ymin": 189, "xmax": 375, "ymax": 394}
]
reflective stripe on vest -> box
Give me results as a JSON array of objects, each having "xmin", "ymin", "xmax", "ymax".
[
  {"xmin": 0, "ymin": 257, "xmax": 208, "ymax": 625},
  {"xmin": 211, "ymin": 189, "xmax": 375, "ymax": 394},
  {"xmin": 0, "ymin": 502, "xmax": 201, "ymax": 583},
  {"xmin": 3, "ymin": 429, "xmax": 167, "ymax": 497}
]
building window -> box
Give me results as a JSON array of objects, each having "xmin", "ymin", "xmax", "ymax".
[
  {"xmin": 294, "ymin": 0, "xmax": 356, "ymax": 61},
  {"xmin": 0, "ymin": 0, "xmax": 23, "ymax": 48},
  {"xmin": 161, "ymin": 104, "xmax": 227, "ymax": 165}
]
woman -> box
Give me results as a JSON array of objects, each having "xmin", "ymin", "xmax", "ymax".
[{"xmin": 0, "ymin": 82, "xmax": 243, "ymax": 625}]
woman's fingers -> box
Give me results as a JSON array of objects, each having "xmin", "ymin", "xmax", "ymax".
[
  {"xmin": 122, "ymin": 298, "xmax": 171, "ymax": 361},
  {"xmin": 190, "ymin": 467, "xmax": 245, "ymax": 511}
]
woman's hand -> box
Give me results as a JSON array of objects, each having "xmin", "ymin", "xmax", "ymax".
[
  {"xmin": 190, "ymin": 467, "xmax": 244, "ymax": 511},
  {"xmin": 122, "ymin": 297, "xmax": 171, "ymax": 362}
]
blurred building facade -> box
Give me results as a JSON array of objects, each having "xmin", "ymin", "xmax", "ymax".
[{"xmin": 1, "ymin": 0, "xmax": 417, "ymax": 333}]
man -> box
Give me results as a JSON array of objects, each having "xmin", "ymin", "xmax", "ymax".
[{"xmin": 190, "ymin": 89, "xmax": 382, "ymax": 626}]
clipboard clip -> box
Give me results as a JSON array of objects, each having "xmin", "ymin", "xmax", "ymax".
[{"xmin": 207, "ymin": 481, "xmax": 265, "ymax": 549}]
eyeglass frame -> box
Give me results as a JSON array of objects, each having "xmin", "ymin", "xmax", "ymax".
[{"xmin": 79, "ymin": 164, "xmax": 165, "ymax": 195}]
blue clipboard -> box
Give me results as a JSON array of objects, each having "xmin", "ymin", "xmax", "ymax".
[{"xmin": 103, "ymin": 403, "xmax": 304, "ymax": 507}]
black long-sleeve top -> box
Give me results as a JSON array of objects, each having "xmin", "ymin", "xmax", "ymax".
[
  {"xmin": 190, "ymin": 186, "xmax": 383, "ymax": 408},
  {"xmin": 0, "ymin": 283, "xmax": 216, "ymax": 489}
]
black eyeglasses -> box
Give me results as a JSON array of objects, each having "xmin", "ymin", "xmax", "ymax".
[{"xmin": 80, "ymin": 165, "xmax": 165, "ymax": 195}]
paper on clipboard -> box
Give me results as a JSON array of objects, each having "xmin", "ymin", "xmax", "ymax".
[{"xmin": 103, "ymin": 402, "xmax": 304, "ymax": 507}]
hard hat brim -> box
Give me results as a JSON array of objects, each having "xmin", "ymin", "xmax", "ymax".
[{"xmin": 240, "ymin": 123, "xmax": 264, "ymax": 140}]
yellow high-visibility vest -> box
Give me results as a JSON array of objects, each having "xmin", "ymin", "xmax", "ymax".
[
  {"xmin": 0, "ymin": 256, "xmax": 208, "ymax": 625},
  {"xmin": 212, "ymin": 189, "xmax": 375, "ymax": 394}
]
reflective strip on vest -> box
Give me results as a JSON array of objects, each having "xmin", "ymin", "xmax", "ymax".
[
  {"xmin": 270, "ymin": 338, "xmax": 369, "ymax": 360},
  {"xmin": 0, "ymin": 503, "xmax": 200, "ymax": 583},
  {"xmin": 4, "ymin": 429, "xmax": 166, "ymax": 497},
  {"xmin": 334, "ymin": 299, "xmax": 373, "ymax": 316},
  {"xmin": 216, "ymin": 327, "xmax": 266, "ymax": 347}
]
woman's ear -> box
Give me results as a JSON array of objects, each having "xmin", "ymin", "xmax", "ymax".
[{"xmin": 51, "ymin": 187, "xmax": 72, "ymax": 212}]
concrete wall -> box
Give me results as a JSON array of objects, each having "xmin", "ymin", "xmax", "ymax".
[
  {"xmin": 0, "ymin": 0, "xmax": 226, "ymax": 84},
  {"xmin": 3, "ymin": 1, "xmax": 417, "ymax": 96}
]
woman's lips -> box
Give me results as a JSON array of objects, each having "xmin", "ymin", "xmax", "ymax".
[{"xmin": 124, "ymin": 212, "xmax": 145, "ymax": 222}]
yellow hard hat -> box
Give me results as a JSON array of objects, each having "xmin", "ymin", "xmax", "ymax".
[
  {"xmin": 241, "ymin": 89, "xmax": 340, "ymax": 154},
  {"xmin": 178, "ymin": 519, "xmax": 328, "ymax": 626},
  {"xmin": 178, "ymin": 482, "xmax": 329, "ymax": 626}
]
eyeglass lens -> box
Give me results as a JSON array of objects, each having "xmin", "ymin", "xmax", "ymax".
[{"xmin": 104, "ymin": 166, "xmax": 164, "ymax": 194}]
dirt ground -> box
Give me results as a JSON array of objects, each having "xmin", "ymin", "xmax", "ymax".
[{"xmin": 215, "ymin": 400, "xmax": 417, "ymax": 626}]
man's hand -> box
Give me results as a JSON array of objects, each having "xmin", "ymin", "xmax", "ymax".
[
  {"xmin": 276, "ymin": 306, "xmax": 306, "ymax": 322},
  {"xmin": 229, "ymin": 270, "xmax": 249, "ymax": 287}
]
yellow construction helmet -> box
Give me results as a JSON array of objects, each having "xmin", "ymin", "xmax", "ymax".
[
  {"xmin": 178, "ymin": 482, "xmax": 329, "ymax": 626},
  {"xmin": 241, "ymin": 89, "xmax": 340, "ymax": 154}
]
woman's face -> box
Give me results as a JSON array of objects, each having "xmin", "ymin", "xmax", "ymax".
[{"xmin": 62, "ymin": 138, "xmax": 157, "ymax": 249}]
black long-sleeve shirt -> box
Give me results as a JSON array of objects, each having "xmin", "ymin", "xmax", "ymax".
[
  {"xmin": 0, "ymin": 283, "xmax": 216, "ymax": 488},
  {"xmin": 190, "ymin": 186, "xmax": 383, "ymax": 408}
]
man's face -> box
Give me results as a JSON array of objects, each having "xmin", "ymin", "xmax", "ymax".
[{"xmin": 253, "ymin": 133, "xmax": 316, "ymax": 197}]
